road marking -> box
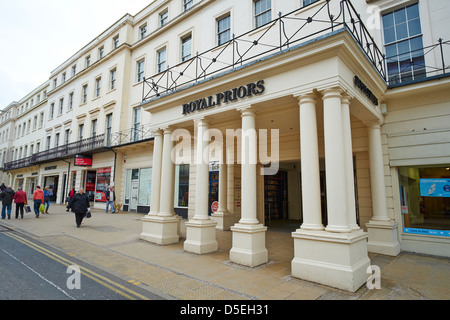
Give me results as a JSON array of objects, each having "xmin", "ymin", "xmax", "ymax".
[
  {"xmin": 4, "ymin": 232, "xmax": 150, "ymax": 300},
  {"xmin": 1, "ymin": 248, "xmax": 76, "ymax": 300}
]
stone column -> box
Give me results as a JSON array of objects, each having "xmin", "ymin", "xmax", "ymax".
[
  {"xmin": 140, "ymin": 127, "xmax": 179, "ymax": 245},
  {"xmin": 230, "ymin": 107, "xmax": 268, "ymax": 267},
  {"xmin": 184, "ymin": 119, "xmax": 218, "ymax": 254},
  {"xmin": 322, "ymin": 88, "xmax": 352, "ymax": 233},
  {"xmin": 366, "ymin": 122, "xmax": 400, "ymax": 256},
  {"xmin": 149, "ymin": 129, "xmax": 163, "ymax": 216},
  {"xmin": 341, "ymin": 95, "xmax": 360, "ymax": 231},
  {"xmin": 297, "ymin": 93, "xmax": 324, "ymax": 231},
  {"xmin": 291, "ymin": 88, "xmax": 370, "ymax": 293}
]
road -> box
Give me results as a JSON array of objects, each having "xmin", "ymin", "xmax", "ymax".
[{"xmin": 0, "ymin": 225, "xmax": 166, "ymax": 300}]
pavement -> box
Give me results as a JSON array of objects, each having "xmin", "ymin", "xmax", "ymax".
[{"xmin": 0, "ymin": 203, "xmax": 449, "ymax": 300}]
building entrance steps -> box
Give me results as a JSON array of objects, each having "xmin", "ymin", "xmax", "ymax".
[{"xmin": 1, "ymin": 204, "xmax": 449, "ymax": 300}]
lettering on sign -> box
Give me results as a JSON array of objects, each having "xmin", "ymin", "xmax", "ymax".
[
  {"xmin": 354, "ymin": 76, "xmax": 378, "ymax": 106},
  {"xmin": 182, "ymin": 80, "xmax": 265, "ymax": 115}
]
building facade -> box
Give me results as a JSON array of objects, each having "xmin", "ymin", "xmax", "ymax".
[{"xmin": 1, "ymin": 0, "xmax": 449, "ymax": 292}]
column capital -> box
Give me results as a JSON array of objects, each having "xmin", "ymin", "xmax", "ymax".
[
  {"xmin": 295, "ymin": 92, "xmax": 317, "ymax": 105},
  {"xmin": 321, "ymin": 87, "xmax": 343, "ymax": 99},
  {"xmin": 365, "ymin": 119, "xmax": 384, "ymax": 129},
  {"xmin": 193, "ymin": 117, "xmax": 209, "ymax": 127},
  {"xmin": 152, "ymin": 128, "xmax": 164, "ymax": 137},
  {"xmin": 236, "ymin": 105, "xmax": 255, "ymax": 116}
]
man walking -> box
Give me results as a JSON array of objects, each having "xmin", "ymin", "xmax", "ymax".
[
  {"xmin": 13, "ymin": 187, "xmax": 27, "ymax": 219},
  {"xmin": 66, "ymin": 188, "xmax": 90, "ymax": 228},
  {"xmin": 0, "ymin": 185, "xmax": 15, "ymax": 219},
  {"xmin": 105, "ymin": 186, "xmax": 115, "ymax": 213},
  {"xmin": 33, "ymin": 186, "xmax": 44, "ymax": 218}
]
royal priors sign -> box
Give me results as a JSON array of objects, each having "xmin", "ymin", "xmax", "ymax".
[{"xmin": 182, "ymin": 80, "xmax": 265, "ymax": 115}]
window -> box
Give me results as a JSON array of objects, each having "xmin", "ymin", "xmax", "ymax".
[
  {"xmin": 303, "ymin": 0, "xmax": 319, "ymax": 6},
  {"xmin": 181, "ymin": 34, "xmax": 192, "ymax": 62},
  {"xmin": 39, "ymin": 112, "xmax": 44, "ymax": 127},
  {"xmin": 36, "ymin": 142, "xmax": 40, "ymax": 153},
  {"xmin": 160, "ymin": 10, "xmax": 168, "ymax": 26},
  {"xmin": 175, "ymin": 165, "xmax": 190, "ymax": 207},
  {"xmin": 183, "ymin": 0, "xmax": 193, "ymax": 11},
  {"xmin": 68, "ymin": 92, "xmax": 74, "ymax": 110},
  {"xmin": 105, "ymin": 114, "xmax": 113, "ymax": 146},
  {"xmin": 50, "ymin": 103, "xmax": 54, "ymax": 119},
  {"xmin": 133, "ymin": 108, "xmax": 141, "ymax": 142},
  {"xmin": 140, "ymin": 24, "xmax": 147, "ymax": 40},
  {"xmin": 59, "ymin": 98, "xmax": 64, "ymax": 115},
  {"xmin": 62, "ymin": 72, "xmax": 66, "ymax": 83},
  {"xmin": 27, "ymin": 119, "xmax": 31, "ymax": 134},
  {"xmin": 383, "ymin": 3, "xmax": 425, "ymax": 84},
  {"xmin": 98, "ymin": 46, "xmax": 104, "ymax": 59},
  {"xmin": 64, "ymin": 129, "xmax": 70, "ymax": 145},
  {"xmin": 137, "ymin": 59, "xmax": 145, "ymax": 82},
  {"xmin": 78, "ymin": 124, "xmax": 84, "ymax": 141},
  {"xmin": 217, "ymin": 14, "xmax": 231, "ymax": 46},
  {"xmin": 113, "ymin": 35, "xmax": 119, "ymax": 49},
  {"xmin": 82, "ymin": 85, "xmax": 88, "ymax": 103},
  {"xmin": 110, "ymin": 69, "xmax": 117, "ymax": 90},
  {"xmin": 91, "ymin": 119, "xmax": 97, "ymax": 137},
  {"xmin": 72, "ymin": 65, "xmax": 77, "ymax": 77},
  {"xmin": 95, "ymin": 77, "xmax": 102, "ymax": 97},
  {"xmin": 399, "ymin": 166, "xmax": 450, "ymax": 237},
  {"xmin": 33, "ymin": 116, "xmax": 37, "ymax": 130},
  {"xmin": 86, "ymin": 56, "xmax": 91, "ymax": 68},
  {"xmin": 157, "ymin": 48, "xmax": 167, "ymax": 73},
  {"xmin": 53, "ymin": 78, "xmax": 57, "ymax": 88},
  {"xmin": 55, "ymin": 133, "xmax": 60, "ymax": 148},
  {"xmin": 46, "ymin": 136, "xmax": 51, "ymax": 150},
  {"xmin": 255, "ymin": 0, "xmax": 271, "ymax": 28}
]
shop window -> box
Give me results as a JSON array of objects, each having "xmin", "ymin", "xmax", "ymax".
[
  {"xmin": 399, "ymin": 166, "xmax": 450, "ymax": 237},
  {"xmin": 175, "ymin": 164, "xmax": 190, "ymax": 207}
]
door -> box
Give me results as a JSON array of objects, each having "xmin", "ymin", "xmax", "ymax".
[{"xmin": 130, "ymin": 181, "xmax": 139, "ymax": 211}]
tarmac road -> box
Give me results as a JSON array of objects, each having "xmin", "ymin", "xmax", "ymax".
[{"xmin": 0, "ymin": 225, "xmax": 166, "ymax": 300}]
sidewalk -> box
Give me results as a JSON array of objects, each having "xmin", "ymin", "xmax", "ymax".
[{"xmin": 1, "ymin": 204, "xmax": 449, "ymax": 300}]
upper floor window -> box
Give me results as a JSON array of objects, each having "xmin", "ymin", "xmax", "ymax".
[
  {"xmin": 137, "ymin": 59, "xmax": 145, "ymax": 82},
  {"xmin": 113, "ymin": 35, "xmax": 120, "ymax": 49},
  {"xmin": 82, "ymin": 85, "xmax": 88, "ymax": 104},
  {"xmin": 255, "ymin": 0, "xmax": 271, "ymax": 28},
  {"xmin": 217, "ymin": 14, "xmax": 231, "ymax": 46},
  {"xmin": 85, "ymin": 56, "xmax": 91, "ymax": 68},
  {"xmin": 72, "ymin": 65, "xmax": 77, "ymax": 77},
  {"xmin": 95, "ymin": 77, "xmax": 102, "ymax": 97},
  {"xmin": 110, "ymin": 69, "xmax": 117, "ymax": 90},
  {"xmin": 140, "ymin": 24, "xmax": 147, "ymax": 40},
  {"xmin": 303, "ymin": 0, "xmax": 319, "ymax": 6},
  {"xmin": 181, "ymin": 35, "xmax": 192, "ymax": 62},
  {"xmin": 160, "ymin": 10, "xmax": 169, "ymax": 27},
  {"xmin": 157, "ymin": 48, "xmax": 167, "ymax": 73},
  {"xmin": 382, "ymin": 3, "xmax": 425, "ymax": 84},
  {"xmin": 98, "ymin": 46, "xmax": 104, "ymax": 59},
  {"xmin": 183, "ymin": 0, "xmax": 193, "ymax": 11}
]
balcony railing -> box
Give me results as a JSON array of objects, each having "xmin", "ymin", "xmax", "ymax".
[
  {"xmin": 385, "ymin": 38, "xmax": 450, "ymax": 86},
  {"xmin": 4, "ymin": 134, "xmax": 106, "ymax": 171},
  {"xmin": 109, "ymin": 124, "xmax": 154, "ymax": 147},
  {"xmin": 142, "ymin": 0, "xmax": 386, "ymax": 102}
]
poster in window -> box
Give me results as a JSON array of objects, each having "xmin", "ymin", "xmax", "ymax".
[
  {"xmin": 95, "ymin": 167, "xmax": 111, "ymax": 202},
  {"xmin": 419, "ymin": 179, "xmax": 450, "ymax": 198}
]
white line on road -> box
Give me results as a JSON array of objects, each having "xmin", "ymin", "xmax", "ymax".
[{"xmin": 1, "ymin": 248, "xmax": 76, "ymax": 300}]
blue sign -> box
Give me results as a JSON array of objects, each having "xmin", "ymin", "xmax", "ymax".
[
  {"xmin": 404, "ymin": 228, "xmax": 450, "ymax": 237},
  {"xmin": 419, "ymin": 178, "xmax": 450, "ymax": 198}
]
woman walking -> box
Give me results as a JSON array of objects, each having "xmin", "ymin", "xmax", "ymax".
[
  {"xmin": 32, "ymin": 186, "xmax": 44, "ymax": 218},
  {"xmin": 66, "ymin": 188, "xmax": 90, "ymax": 228},
  {"xmin": 13, "ymin": 187, "xmax": 27, "ymax": 219},
  {"xmin": 43, "ymin": 186, "xmax": 51, "ymax": 214}
]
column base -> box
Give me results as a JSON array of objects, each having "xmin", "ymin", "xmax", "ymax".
[
  {"xmin": 229, "ymin": 223, "xmax": 268, "ymax": 267},
  {"xmin": 291, "ymin": 229, "xmax": 370, "ymax": 292},
  {"xmin": 140, "ymin": 215, "xmax": 180, "ymax": 245},
  {"xmin": 366, "ymin": 220, "xmax": 401, "ymax": 256},
  {"xmin": 184, "ymin": 219, "xmax": 218, "ymax": 254},
  {"xmin": 211, "ymin": 211, "xmax": 234, "ymax": 231}
]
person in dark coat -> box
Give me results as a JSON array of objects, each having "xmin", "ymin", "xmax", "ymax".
[
  {"xmin": 0, "ymin": 185, "xmax": 15, "ymax": 219},
  {"xmin": 66, "ymin": 188, "xmax": 90, "ymax": 228}
]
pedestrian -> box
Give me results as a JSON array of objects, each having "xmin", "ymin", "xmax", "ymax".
[
  {"xmin": 13, "ymin": 187, "xmax": 27, "ymax": 219},
  {"xmin": 43, "ymin": 186, "xmax": 52, "ymax": 214},
  {"xmin": 0, "ymin": 185, "xmax": 15, "ymax": 219},
  {"xmin": 32, "ymin": 186, "xmax": 44, "ymax": 218},
  {"xmin": 105, "ymin": 186, "xmax": 115, "ymax": 213},
  {"xmin": 66, "ymin": 188, "xmax": 90, "ymax": 228}
]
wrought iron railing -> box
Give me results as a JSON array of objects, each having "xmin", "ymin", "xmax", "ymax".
[
  {"xmin": 109, "ymin": 124, "xmax": 154, "ymax": 147},
  {"xmin": 385, "ymin": 38, "xmax": 450, "ymax": 86},
  {"xmin": 4, "ymin": 134, "xmax": 106, "ymax": 171},
  {"xmin": 142, "ymin": 0, "xmax": 386, "ymax": 102}
]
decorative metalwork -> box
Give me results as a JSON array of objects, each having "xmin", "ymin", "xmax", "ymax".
[
  {"xmin": 4, "ymin": 134, "xmax": 106, "ymax": 171},
  {"xmin": 142, "ymin": 0, "xmax": 386, "ymax": 103},
  {"xmin": 109, "ymin": 124, "xmax": 154, "ymax": 147}
]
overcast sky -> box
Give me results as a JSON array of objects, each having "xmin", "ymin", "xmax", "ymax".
[{"xmin": 0, "ymin": 0, "xmax": 152, "ymax": 109}]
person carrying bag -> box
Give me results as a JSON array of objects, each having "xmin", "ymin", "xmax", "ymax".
[{"xmin": 66, "ymin": 188, "xmax": 91, "ymax": 228}]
